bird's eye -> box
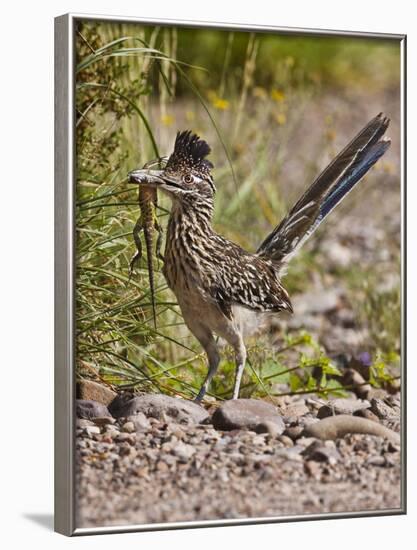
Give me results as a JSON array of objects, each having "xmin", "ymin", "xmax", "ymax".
[{"xmin": 183, "ymin": 174, "xmax": 194, "ymax": 184}]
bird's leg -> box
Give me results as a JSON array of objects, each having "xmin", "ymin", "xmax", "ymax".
[
  {"xmin": 184, "ymin": 321, "xmax": 220, "ymax": 403},
  {"xmin": 195, "ymin": 339, "xmax": 220, "ymax": 402},
  {"xmin": 128, "ymin": 216, "xmax": 144, "ymax": 280},
  {"xmin": 231, "ymin": 336, "xmax": 247, "ymax": 400}
]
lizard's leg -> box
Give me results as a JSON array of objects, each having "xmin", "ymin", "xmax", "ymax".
[
  {"xmin": 128, "ymin": 216, "xmax": 144, "ymax": 280},
  {"xmin": 154, "ymin": 218, "xmax": 164, "ymax": 263}
]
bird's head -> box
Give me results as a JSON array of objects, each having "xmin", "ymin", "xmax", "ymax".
[{"xmin": 128, "ymin": 131, "xmax": 215, "ymax": 204}]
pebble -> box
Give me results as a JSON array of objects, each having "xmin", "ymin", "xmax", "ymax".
[
  {"xmin": 77, "ymin": 419, "xmax": 95, "ymax": 428},
  {"xmin": 114, "ymin": 433, "xmax": 136, "ymax": 444},
  {"xmin": 304, "ymin": 460, "xmax": 322, "ymax": 478},
  {"xmin": 110, "ymin": 393, "xmax": 209, "ymax": 424},
  {"xmin": 283, "ymin": 402, "xmax": 309, "ymax": 418},
  {"xmin": 366, "ymin": 455, "xmax": 386, "ymax": 467},
  {"xmin": 212, "ymin": 399, "xmax": 285, "ymax": 434},
  {"xmin": 76, "ymin": 399, "xmax": 111, "ymax": 420},
  {"xmin": 92, "ymin": 416, "xmax": 116, "ymax": 427},
  {"xmin": 292, "ymin": 288, "xmax": 340, "ymax": 315},
  {"xmin": 354, "ymin": 408, "xmax": 379, "ymax": 422},
  {"xmin": 122, "ymin": 421, "xmax": 135, "ymax": 433},
  {"xmin": 84, "ymin": 426, "xmax": 101, "ymax": 437},
  {"xmin": 278, "ymin": 435, "xmax": 294, "ymax": 447},
  {"xmin": 77, "ymin": 380, "xmax": 117, "ymax": 406},
  {"xmin": 370, "ymin": 398, "xmax": 400, "ymax": 420},
  {"xmin": 284, "ymin": 426, "xmax": 304, "ymax": 441},
  {"xmin": 171, "ymin": 442, "xmax": 196, "ymax": 462},
  {"xmin": 317, "ymin": 398, "xmax": 370, "ymax": 419},
  {"xmin": 302, "ymin": 440, "xmax": 341, "ymax": 465},
  {"xmin": 275, "ymin": 447, "xmax": 303, "ymax": 462},
  {"xmin": 127, "ymin": 413, "xmax": 152, "ymax": 432},
  {"xmin": 255, "ymin": 420, "xmax": 284, "ymax": 437}
]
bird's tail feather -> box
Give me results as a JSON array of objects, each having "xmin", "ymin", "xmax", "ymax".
[{"xmin": 257, "ymin": 113, "xmax": 391, "ymax": 268}]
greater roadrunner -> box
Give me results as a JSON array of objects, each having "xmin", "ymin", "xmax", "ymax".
[{"xmin": 128, "ymin": 113, "xmax": 390, "ymax": 402}]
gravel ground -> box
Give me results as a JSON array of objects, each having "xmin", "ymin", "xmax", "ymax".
[{"xmin": 76, "ymin": 392, "xmax": 402, "ymax": 528}]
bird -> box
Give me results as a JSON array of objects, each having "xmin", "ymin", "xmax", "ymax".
[{"xmin": 128, "ymin": 113, "xmax": 391, "ymax": 402}]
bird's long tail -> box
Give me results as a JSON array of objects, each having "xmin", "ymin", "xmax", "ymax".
[{"xmin": 257, "ymin": 113, "xmax": 391, "ymax": 269}]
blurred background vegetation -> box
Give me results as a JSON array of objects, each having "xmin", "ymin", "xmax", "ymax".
[{"xmin": 75, "ymin": 20, "xmax": 401, "ymax": 401}]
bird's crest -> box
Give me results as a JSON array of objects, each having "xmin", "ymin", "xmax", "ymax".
[{"xmin": 165, "ymin": 130, "xmax": 214, "ymax": 177}]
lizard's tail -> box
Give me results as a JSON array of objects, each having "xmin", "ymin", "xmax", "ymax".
[{"xmin": 143, "ymin": 221, "xmax": 157, "ymax": 330}]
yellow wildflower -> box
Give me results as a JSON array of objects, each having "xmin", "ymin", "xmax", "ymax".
[
  {"xmin": 212, "ymin": 97, "xmax": 230, "ymax": 110},
  {"xmin": 271, "ymin": 89, "xmax": 285, "ymax": 102},
  {"xmin": 185, "ymin": 110, "xmax": 195, "ymax": 122},
  {"xmin": 274, "ymin": 112, "xmax": 287, "ymax": 125},
  {"xmin": 161, "ymin": 114, "xmax": 174, "ymax": 126}
]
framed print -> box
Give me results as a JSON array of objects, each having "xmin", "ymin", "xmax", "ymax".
[{"xmin": 54, "ymin": 13, "xmax": 406, "ymax": 536}]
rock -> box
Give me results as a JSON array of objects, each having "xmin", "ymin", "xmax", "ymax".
[
  {"xmin": 278, "ymin": 435, "xmax": 294, "ymax": 447},
  {"xmin": 367, "ymin": 388, "xmax": 390, "ymax": 400},
  {"xmin": 386, "ymin": 395, "xmax": 401, "ymax": 408},
  {"xmin": 76, "ymin": 399, "xmax": 111, "ymax": 419},
  {"xmin": 283, "ymin": 402, "xmax": 309, "ymax": 419},
  {"xmin": 122, "ymin": 421, "xmax": 135, "ymax": 433},
  {"xmin": 83, "ymin": 425, "xmax": 101, "ymax": 437},
  {"xmin": 335, "ymin": 308, "xmax": 356, "ymax": 328},
  {"xmin": 321, "ymin": 240, "xmax": 352, "ymax": 269},
  {"xmin": 110, "ymin": 393, "xmax": 209, "ymax": 424},
  {"xmin": 385, "ymin": 378, "xmax": 401, "ymax": 394},
  {"xmin": 128, "ymin": 413, "xmax": 151, "ymax": 432},
  {"xmin": 92, "ymin": 416, "xmax": 115, "ymax": 427},
  {"xmin": 341, "ymin": 368, "xmax": 372, "ymax": 399},
  {"xmin": 302, "ymin": 440, "xmax": 341, "ymax": 465},
  {"xmin": 76, "ymin": 418, "xmax": 95, "ymax": 428},
  {"xmin": 370, "ymin": 398, "xmax": 400, "ymax": 420},
  {"xmin": 107, "ymin": 392, "xmax": 135, "ymax": 417},
  {"xmin": 366, "ymin": 455, "xmax": 386, "ymax": 467},
  {"xmin": 304, "ymin": 414, "xmax": 400, "ymax": 445},
  {"xmin": 212, "ymin": 399, "xmax": 285, "ymax": 434},
  {"xmin": 296, "ymin": 435, "xmax": 319, "ymax": 446},
  {"xmin": 317, "ymin": 398, "xmax": 370, "ymax": 419},
  {"xmin": 304, "ymin": 460, "xmax": 322, "ymax": 478},
  {"xmin": 354, "ymin": 408, "xmax": 379, "ymax": 422},
  {"xmin": 171, "ymin": 441, "xmax": 196, "ymax": 462},
  {"xmin": 292, "ymin": 288, "xmax": 340, "ymax": 316},
  {"xmin": 254, "ymin": 420, "xmax": 283, "ymax": 436},
  {"xmin": 114, "ymin": 432, "xmax": 136, "ymax": 444},
  {"xmin": 275, "ymin": 447, "xmax": 303, "ymax": 461},
  {"xmin": 288, "ymin": 314, "xmax": 323, "ymax": 331},
  {"xmin": 284, "ymin": 425, "xmax": 304, "ymax": 441},
  {"xmin": 77, "ymin": 380, "xmax": 117, "ymax": 406}
]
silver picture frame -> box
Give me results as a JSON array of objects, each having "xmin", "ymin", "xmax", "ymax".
[{"xmin": 55, "ymin": 13, "xmax": 407, "ymax": 536}]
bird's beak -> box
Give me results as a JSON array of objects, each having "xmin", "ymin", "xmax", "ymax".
[{"xmin": 128, "ymin": 168, "xmax": 165, "ymax": 186}]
